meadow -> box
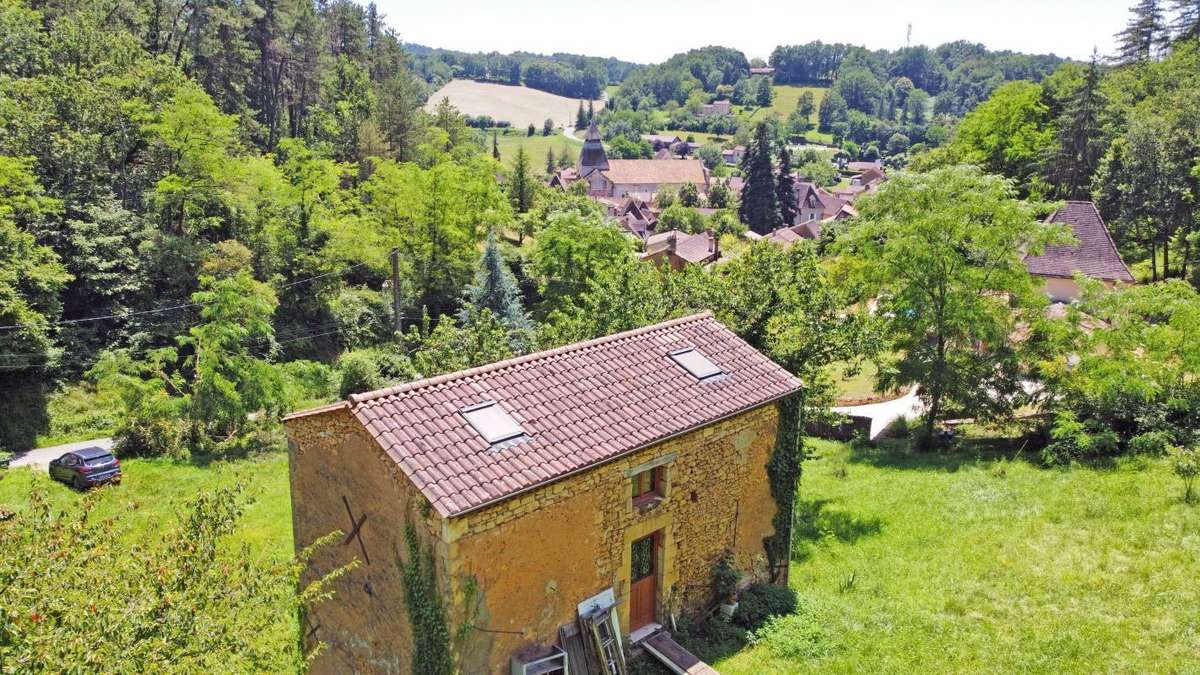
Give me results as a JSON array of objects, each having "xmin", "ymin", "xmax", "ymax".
[
  {"xmin": 715, "ymin": 439, "xmax": 1200, "ymax": 674},
  {"xmin": 427, "ymin": 79, "xmax": 604, "ymax": 129},
  {"xmin": 491, "ymin": 128, "xmax": 581, "ymax": 170},
  {"xmin": 746, "ymin": 84, "xmax": 833, "ymax": 145}
]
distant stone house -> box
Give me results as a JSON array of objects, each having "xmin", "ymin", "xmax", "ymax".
[
  {"xmin": 285, "ymin": 314, "xmax": 802, "ymax": 674},
  {"xmin": 749, "ymin": 66, "xmax": 775, "ymax": 76},
  {"xmin": 642, "ymin": 134, "xmax": 682, "ymax": 151},
  {"xmin": 641, "ymin": 229, "xmax": 720, "ymax": 269},
  {"xmin": 1023, "ymin": 201, "xmax": 1134, "ymax": 302},
  {"xmin": 721, "ymin": 145, "xmax": 747, "ymax": 166},
  {"xmin": 697, "ymin": 99, "xmax": 733, "ymax": 117}
]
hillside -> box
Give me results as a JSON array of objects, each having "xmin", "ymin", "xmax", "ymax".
[{"xmin": 426, "ymin": 79, "xmax": 605, "ymax": 129}]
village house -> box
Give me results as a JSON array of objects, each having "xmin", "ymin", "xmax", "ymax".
[
  {"xmin": 721, "ymin": 145, "xmax": 747, "ymax": 166},
  {"xmin": 697, "ymin": 99, "xmax": 733, "ymax": 117},
  {"xmin": 640, "ymin": 229, "xmax": 720, "ymax": 269},
  {"xmin": 641, "ymin": 134, "xmax": 682, "ymax": 152},
  {"xmin": 554, "ymin": 122, "xmax": 709, "ymax": 201},
  {"xmin": 749, "ymin": 66, "xmax": 775, "ymax": 76},
  {"xmin": 284, "ymin": 313, "xmax": 802, "ymax": 674},
  {"xmin": 1023, "ymin": 201, "xmax": 1134, "ymax": 302}
]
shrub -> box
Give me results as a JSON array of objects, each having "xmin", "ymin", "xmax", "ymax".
[
  {"xmin": 1129, "ymin": 431, "xmax": 1171, "ymax": 456},
  {"xmin": 732, "ymin": 583, "xmax": 798, "ymax": 629},
  {"xmin": 749, "ymin": 602, "xmax": 827, "ymax": 660},
  {"xmin": 328, "ymin": 287, "xmax": 393, "ymax": 350},
  {"xmin": 277, "ymin": 360, "xmax": 337, "ymax": 407},
  {"xmin": 1171, "ymin": 445, "xmax": 1199, "ymax": 504},
  {"xmin": 335, "ymin": 348, "xmax": 415, "ymax": 399},
  {"xmin": 674, "ymin": 615, "xmax": 748, "ymax": 664}
]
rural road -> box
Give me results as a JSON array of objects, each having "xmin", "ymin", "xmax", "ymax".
[
  {"xmin": 832, "ymin": 387, "xmax": 922, "ymax": 439},
  {"xmin": 6, "ymin": 438, "xmax": 114, "ymax": 470}
]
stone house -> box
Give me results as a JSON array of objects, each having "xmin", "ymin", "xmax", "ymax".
[
  {"xmin": 640, "ymin": 229, "xmax": 720, "ymax": 269},
  {"xmin": 284, "ymin": 314, "xmax": 802, "ymax": 674},
  {"xmin": 1023, "ymin": 201, "xmax": 1134, "ymax": 302},
  {"xmin": 697, "ymin": 100, "xmax": 733, "ymax": 117},
  {"xmin": 575, "ymin": 121, "xmax": 709, "ymax": 200}
]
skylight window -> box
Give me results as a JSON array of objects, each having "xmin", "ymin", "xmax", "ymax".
[
  {"xmin": 461, "ymin": 401, "xmax": 525, "ymax": 444},
  {"xmin": 670, "ymin": 348, "xmax": 724, "ymax": 380}
]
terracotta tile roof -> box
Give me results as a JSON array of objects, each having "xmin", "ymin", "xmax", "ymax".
[
  {"xmin": 1024, "ymin": 201, "xmax": 1134, "ymax": 282},
  {"xmin": 337, "ymin": 313, "xmax": 801, "ymax": 517},
  {"xmin": 601, "ymin": 159, "xmax": 708, "ymax": 186}
]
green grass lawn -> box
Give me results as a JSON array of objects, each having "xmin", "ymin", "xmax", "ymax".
[
  {"xmin": 745, "ymin": 85, "xmax": 834, "ymax": 145},
  {"xmin": 492, "ymin": 129, "xmax": 580, "ymax": 170},
  {"xmin": 714, "ymin": 439, "xmax": 1200, "ymax": 674}
]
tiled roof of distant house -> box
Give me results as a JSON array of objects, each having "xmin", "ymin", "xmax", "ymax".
[
  {"xmin": 643, "ymin": 229, "xmax": 719, "ymax": 264},
  {"xmin": 767, "ymin": 227, "xmax": 804, "ymax": 247},
  {"xmin": 294, "ymin": 313, "xmax": 802, "ymax": 517},
  {"xmin": 597, "ymin": 159, "xmax": 708, "ymax": 186},
  {"xmin": 1023, "ymin": 201, "xmax": 1134, "ymax": 282},
  {"xmin": 749, "ymin": 67, "xmax": 775, "ymax": 75}
]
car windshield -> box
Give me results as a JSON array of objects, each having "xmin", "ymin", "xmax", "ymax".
[{"xmin": 84, "ymin": 455, "xmax": 114, "ymax": 467}]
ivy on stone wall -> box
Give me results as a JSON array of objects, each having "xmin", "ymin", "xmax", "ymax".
[
  {"xmin": 763, "ymin": 394, "xmax": 804, "ymax": 583},
  {"xmin": 399, "ymin": 523, "xmax": 453, "ymax": 675}
]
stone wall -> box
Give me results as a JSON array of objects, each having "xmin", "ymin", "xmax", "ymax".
[
  {"xmin": 445, "ymin": 402, "xmax": 783, "ymax": 674},
  {"xmin": 286, "ymin": 405, "xmax": 446, "ymax": 675}
]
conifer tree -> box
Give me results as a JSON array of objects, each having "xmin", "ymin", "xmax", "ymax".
[
  {"xmin": 576, "ymin": 101, "xmax": 586, "ymax": 130},
  {"xmin": 1044, "ymin": 52, "xmax": 1107, "ymax": 199},
  {"xmin": 588, "ymin": 99, "xmax": 595, "ymax": 122},
  {"xmin": 546, "ymin": 148, "xmax": 556, "ymax": 174},
  {"xmin": 459, "ymin": 228, "xmax": 533, "ymax": 342},
  {"xmin": 776, "ymin": 144, "xmax": 797, "ymax": 225},
  {"xmin": 1171, "ymin": 0, "xmax": 1200, "ymax": 42},
  {"xmin": 492, "ymin": 132, "xmax": 500, "ymax": 160},
  {"xmin": 1115, "ymin": 0, "xmax": 1169, "ymax": 64},
  {"xmin": 510, "ymin": 146, "xmax": 535, "ymax": 214},
  {"xmin": 738, "ymin": 122, "xmax": 783, "ymax": 235},
  {"xmin": 558, "ymin": 146, "xmax": 573, "ymax": 168}
]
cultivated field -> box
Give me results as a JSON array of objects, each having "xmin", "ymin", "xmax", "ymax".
[{"xmin": 427, "ymin": 79, "xmax": 605, "ymax": 129}]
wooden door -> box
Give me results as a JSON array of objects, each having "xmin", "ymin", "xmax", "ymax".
[{"xmin": 629, "ymin": 534, "xmax": 657, "ymax": 630}]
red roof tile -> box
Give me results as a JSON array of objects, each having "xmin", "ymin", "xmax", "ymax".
[
  {"xmin": 1024, "ymin": 201, "xmax": 1134, "ymax": 282},
  {"xmin": 334, "ymin": 313, "xmax": 801, "ymax": 517}
]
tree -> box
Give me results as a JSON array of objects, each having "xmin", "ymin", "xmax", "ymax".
[
  {"xmin": 834, "ymin": 67, "xmax": 883, "ymax": 114},
  {"xmin": 776, "ymin": 145, "xmax": 796, "ymax": 225},
  {"xmin": 707, "ymin": 180, "xmax": 732, "ymax": 209},
  {"xmin": 542, "ymin": 118, "xmax": 554, "ymax": 136},
  {"xmin": 1171, "ymin": 0, "xmax": 1200, "ymax": 42},
  {"xmin": 1043, "ymin": 54, "xmax": 1108, "ymax": 199},
  {"xmin": 836, "ymin": 166, "xmax": 1066, "ymax": 445},
  {"xmin": 903, "ymin": 89, "xmax": 929, "ymax": 125},
  {"xmin": 738, "ymin": 122, "xmax": 782, "ymax": 235},
  {"xmin": 886, "ymin": 132, "xmax": 910, "ymax": 155},
  {"xmin": 459, "ymin": 228, "xmax": 533, "ymax": 343},
  {"xmin": 492, "ymin": 132, "xmax": 501, "ymax": 160},
  {"xmin": 509, "ymin": 146, "xmax": 535, "ymax": 214},
  {"xmin": 677, "ymin": 182, "xmax": 700, "ymax": 207},
  {"xmin": 546, "ymin": 147, "xmax": 556, "ymax": 174},
  {"xmin": 1114, "ymin": 0, "xmax": 1170, "ymax": 64},
  {"xmin": 530, "ymin": 213, "xmax": 631, "ymax": 314},
  {"xmin": 1172, "ymin": 445, "xmax": 1200, "ymax": 503},
  {"xmin": 818, "ymin": 89, "xmax": 848, "ymax": 132},
  {"xmin": 657, "ymin": 204, "xmax": 706, "ymax": 233},
  {"xmin": 948, "ymin": 81, "xmax": 1053, "ymax": 187},
  {"xmin": 0, "ymin": 484, "xmax": 353, "ymax": 671},
  {"xmin": 576, "ymin": 100, "xmax": 587, "ymax": 130},
  {"xmin": 527, "ymin": 123, "xmax": 536, "ymax": 136},
  {"xmin": 797, "ymin": 90, "xmax": 815, "ymax": 123}
]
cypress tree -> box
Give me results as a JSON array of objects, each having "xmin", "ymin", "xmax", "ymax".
[
  {"xmin": 776, "ymin": 144, "xmax": 797, "ymax": 225},
  {"xmin": 546, "ymin": 148, "xmax": 556, "ymax": 174},
  {"xmin": 576, "ymin": 101, "xmax": 586, "ymax": 130},
  {"xmin": 587, "ymin": 99, "xmax": 595, "ymax": 122},
  {"xmin": 492, "ymin": 132, "xmax": 500, "ymax": 160},
  {"xmin": 738, "ymin": 122, "xmax": 783, "ymax": 235},
  {"xmin": 510, "ymin": 146, "xmax": 534, "ymax": 214},
  {"xmin": 1114, "ymin": 0, "xmax": 1169, "ymax": 64},
  {"xmin": 459, "ymin": 228, "xmax": 533, "ymax": 342}
]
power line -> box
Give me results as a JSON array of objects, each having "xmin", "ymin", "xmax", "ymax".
[{"xmin": 0, "ymin": 256, "xmax": 383, "ymax": 332}]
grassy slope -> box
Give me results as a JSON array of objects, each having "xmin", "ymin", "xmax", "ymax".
[
  {"xmin": 716, "ymin": 440, "xmax": 1200, "ymax": 674},
  {"xmin": 493, "ymin": 129, "xmax": 580, "ymax": 171},
  {"xmin": 747, "ymin": 85, "xmax": 833, "ymax": 145}
]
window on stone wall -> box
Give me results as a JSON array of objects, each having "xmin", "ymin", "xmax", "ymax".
[{"xmin": 631, "ymin": 466, "xmax": 664, "ymax": 507}]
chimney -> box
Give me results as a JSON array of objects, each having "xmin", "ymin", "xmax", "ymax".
[
  {"xmin": 706, "ymin": 229, "xmax": 718, "ymax": 258},
  {"xmin": 668, "ymin": 231, "xmax": 678, "ymax": 253}
]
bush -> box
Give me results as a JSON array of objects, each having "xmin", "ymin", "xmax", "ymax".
[
  {"xmin": 674, "ymin": 615, "xmax": 748, "ymax": 664},
  {"xmin": 749, "ymin": 601, "xmax": 826, "ymax": 660},
  {"xmin": 1171, "ymin": 445, "xmax": 1199, "ymax": 503},
  {"xmin": 733, "ymin": 583, "xmax": 798, "ymax": 629},
  {"xmin": 1129, "ymin": 431, "xmax": 1171, "ymax": 456},
  {"xmin": 336, "ymin": 348, "xmax": 415, "ymax": 399},
  {"xmin": 328, "ymin": 287, "xmax": 393, "ymax": 350},
  {"xmin": 711, "ymin": 551, "xmax": 741, "ymax": 603},
  {"xmin": 277, "ymin": 360, "xmax": 337, "ymax": 407}
]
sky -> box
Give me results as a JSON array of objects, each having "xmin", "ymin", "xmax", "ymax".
[{"xmin": 377, "ymin": 0, "xmax": 1130, "ymax": 64}]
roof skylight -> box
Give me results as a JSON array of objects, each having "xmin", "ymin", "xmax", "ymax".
[
  {"xmin": 461, "ymin": 401, "xmax": 525, "ymax": 444},
  {"xmin": 670, "ymin": 348, "xmax": 724, "ymax": 380}
]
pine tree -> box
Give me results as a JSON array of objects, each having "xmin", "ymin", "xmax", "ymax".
[
  {"xmin": 1171, "ymin": 0, "xmax": 1200, "ymax": 42},
  {"xmin": 738, "ymin": 122, "xmax": 783, "ymax": 235},
  {"xmin": 776, "ymin": 144, "xmax": 797, "ymax": 225},
  {"xmin": 558, "ymin": 146, "xmax": 573, "ymax": 168},
  {"xmin": 492, "ymin": 132, "xmax": 500, "ymax": 160},
  {"xmin": 576, "ymin": 101, "xmax": 586, "ymax": 130},
  {"xmin": 546, "ymin": 148, "xmax": 556, "ymax": 174},
  {"xmin": 587, "ymin": 99, "xmax": 595, "ymax": 122},
  {"xmin": 459, "ymin": 228, "xmax": 533, "ymax": 341},
  {"xmin": 510, "ymin": 146, "xmax": 534, "ymax": 214},
  {"xmin": 1044, "ymin": 52, "xmax": 1107, "ymax": 199},
  {"xmin": 1114, "ymin": 0, "xmax": 1169, "ymax": 64}
]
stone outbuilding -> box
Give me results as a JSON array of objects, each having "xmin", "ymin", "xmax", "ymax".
[{"xmin": 284, "ymin": 313, "xmax": 802, "ymax": 674}]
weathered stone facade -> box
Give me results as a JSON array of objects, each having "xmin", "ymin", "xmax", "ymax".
[{"xmin": 287, "ymin": 401, "xmax": 784, "ymax": 674}]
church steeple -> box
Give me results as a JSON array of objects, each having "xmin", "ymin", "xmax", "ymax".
[{"xmin": 577, "ymin": 119, "xmax": 609, "ymax": 173}]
